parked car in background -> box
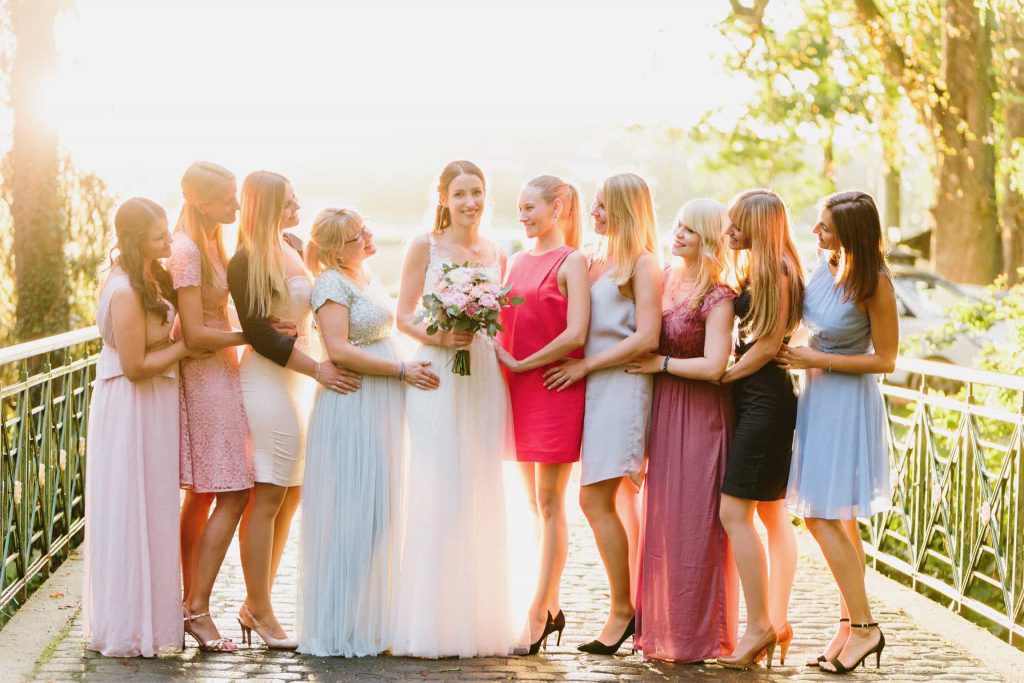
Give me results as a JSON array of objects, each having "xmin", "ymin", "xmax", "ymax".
[{"xmin": 889, "ymin": 264, "xmax": 1005, "ymax": 387}]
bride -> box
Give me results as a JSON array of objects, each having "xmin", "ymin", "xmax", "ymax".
[{"xmin": 392, "ymin": 160, "xmax": 526, "ymax": 657}]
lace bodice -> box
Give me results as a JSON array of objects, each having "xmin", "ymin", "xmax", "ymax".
[
  {"xmin": 659, "ymin": 284, "xmax": 735, "ymax": 359},
  {"xmin": 312, "ymin": 269, "xmax": 394, "ymax": 347},
  {"xmin": 422, "ymin": 234, "xmax": 501, "ymax": 296}
]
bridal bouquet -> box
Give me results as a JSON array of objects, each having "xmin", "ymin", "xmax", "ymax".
[{"xmin": 416, "ymin": 262, "xmax": 523, "ymax": 375}]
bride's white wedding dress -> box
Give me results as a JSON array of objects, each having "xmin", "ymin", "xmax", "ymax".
[{"xmin": 391, "ymin": 236, "xmax": 526, "ymax": 658}]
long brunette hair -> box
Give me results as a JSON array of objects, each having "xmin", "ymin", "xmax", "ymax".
[
  {"xmin": 433, "ymin": 160, "xmax": 486, "ymax": 232},
  {"xmin": 113, "ymin": 197, "xmax": 176, "ymax": 316},
  {"xmin": 824, "ymin": 191, "xmax": 890, "ymax": 304}
]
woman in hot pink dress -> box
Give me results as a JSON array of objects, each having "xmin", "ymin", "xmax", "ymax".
[
  {"xmin": 495, "ymin": 175, "xmax": 590, "ymax": 654},
  {"xmin": 169, "ymin": 162, "xmax": 253, "ymax": 651},
  {"xmin": 626, "ymin": 199, "xmax": 739, "ymax": 662}
]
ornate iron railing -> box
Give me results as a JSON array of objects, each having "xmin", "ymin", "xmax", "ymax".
[
  {"xmin": 869, "ymin": 358, "xmax": 1024, "ymax": 645},
  {"xmin": 1, "ymin": 327, "xmax": 1023, "ymax": 646},
  {"xmin": 0, "ymin": 327, "xmax": 100, "ymax": 624}
]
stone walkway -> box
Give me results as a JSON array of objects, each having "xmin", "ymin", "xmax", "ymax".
[{"xmin": 29, "ymin": 478, "xmax": 1014, "ymax": 682}]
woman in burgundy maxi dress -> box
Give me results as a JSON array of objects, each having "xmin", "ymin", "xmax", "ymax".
[{"xmin": 634, "ymin": 282, "xmax": 739, "ymax": 662}]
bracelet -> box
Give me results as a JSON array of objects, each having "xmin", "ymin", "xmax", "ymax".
[
  {"xmin": 662, "ymin": 355, "xmax": 670, "ymax": 373},
  {"xmin": 827, "ymin": 357, "xmax": 833, "ymax": 373},
  {"xmin": 398, "ymin": 361, "xmax": 406, "ymax": 381},
  {"xmin": 314, "ymin": 361, "xmax": 322, "ymax": 383}
]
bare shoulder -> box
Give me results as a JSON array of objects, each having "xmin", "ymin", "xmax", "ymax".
[
  {"xmin": 565, "ymin": 250, "xmax": 588, "ymax": 268},
  {"xmin": 635, "ymin": 252, "xmax": 662, "ymax": 278},
  {"xmin": 405, "ymin": 233, "xmax": 433, "ymax": 258}
]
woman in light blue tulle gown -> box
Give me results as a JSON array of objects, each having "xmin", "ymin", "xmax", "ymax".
[
  {"xmin": 296, "ymin": 209, "xmax": 439, "ymax": 657},
  {"xmin": 775, "ymin": 191, "xmax": 898, "ymax": 674}
]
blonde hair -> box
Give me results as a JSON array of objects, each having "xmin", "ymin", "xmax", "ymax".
[
  {"xmin": 237, "ymin": 171, "xmax": 290, "ymax": 318},
  {"xmin": 305, "ymin": 208, "xmax": 364, "ymax": 275},
  {"xmin": 598, "ymin": 173, "xmax": 659, "ymax": 286},
  {"xmin": 433, "ymin": 160, "xmax": 486, "ymax": 232},
  {"xmin": 526, "ymin": 175, "xmax": 581, "ymax": 249},
  {"xmin": 728, "ymin": 189, "xmax": 804, "ymax": 338},
  {"xmin": 670, "ymin": 198, "xmax": 731, "ymax": 310},
  {"xmin": 176, "ymin": 161, "xmax": 234, "ymax": 284}
]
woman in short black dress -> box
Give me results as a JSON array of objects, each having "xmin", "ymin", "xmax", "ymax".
[{"xmin": 717, "ymin": 189, "xmax": 804, "ymax": 670}]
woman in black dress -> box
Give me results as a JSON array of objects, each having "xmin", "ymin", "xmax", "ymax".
[{"xmin": 716, "ymin": 189, "xmax": 804, "ymax": 670}]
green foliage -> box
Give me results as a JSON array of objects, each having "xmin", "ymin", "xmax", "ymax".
[{"xmin": 0, "ymin": 152, "xmax": 114, "ymax": 345}]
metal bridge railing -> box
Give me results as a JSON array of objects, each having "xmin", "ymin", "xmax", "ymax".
[
  {"xmin": 0, "ymin": 327, "xmax": 100, "ymax": 623},
  {"xmin": 871, "ymin": 357, "xmax": 1024, "ymax": 645},
  {"xmin": 1, "ymin": 328, "xmax": 1023, "ymax": 645}
]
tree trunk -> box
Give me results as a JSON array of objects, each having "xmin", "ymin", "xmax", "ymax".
[
  {"xmin": 1001, "ymin": 9, "xmax": 1024, "ymax": 284},
  {"xmin": 11, "ymin": 0, "xmax": 66, "ymax": 341},
  {"xmin": 883, "ymin": 166, "xmax": 901, "ymax": 233},
  {"xmin": 930, "ymin": 0, "xmax": 999, "ymax": 284}
]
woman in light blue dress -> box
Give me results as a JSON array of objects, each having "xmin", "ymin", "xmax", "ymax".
[
  {"xmin": 776, "ymin": 191, "xmax": 898, "ymax": 674},
  {"xmin": 296, "ymin": 208, "xmax": 439, "ymax": 657}
]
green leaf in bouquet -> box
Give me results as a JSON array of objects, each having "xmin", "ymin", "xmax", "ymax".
[
  {"xmin": 487, "ymin": 323, "xmax": 497, "ymax": 337},
  {"xmin": 510, "ymin": 296, "xmax": 525, "ymax": 305},
  {"xmin": 426, "ymin": 324, "xmax": 438, "ymax": 336}
]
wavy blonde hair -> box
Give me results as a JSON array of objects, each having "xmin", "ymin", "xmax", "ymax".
[
  {"xmin": 526, "ymin": 174, "xmax": 581, "ymax": 249},
  {"xmin": 597, "ymin": 173, "xmax": 659, "ymax": 286},
  {"xmin": 305, "ymin": 208, "xmax": 364, "ymax": 275},
  {"xmin": 728, "ymin": 189, "xmax": 804, "ymax": 339},
  {"xmin": 237, "ymin": 171, "xmax": 290, "ymax": 318},
  {"xmin": 669, "ymin": 198, "xmax": 731, "ymax": 310}
]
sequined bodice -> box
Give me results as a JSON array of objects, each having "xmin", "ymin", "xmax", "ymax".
[
  {"xmin": 659, "ymin": 284, "xmax": 735, "ymax": 359},
  {"xmin": 311, "ymin": 269, "xmax": 394, "ymax": 347}
]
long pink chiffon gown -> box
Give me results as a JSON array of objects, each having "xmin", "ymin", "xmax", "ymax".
[
  {"xmin": 635, "ymin": 283, "xmax": 738, "ymax": 662},
  {"xmin": 82, "ymin": 272, "xmax": 183, "ymax": 656}
]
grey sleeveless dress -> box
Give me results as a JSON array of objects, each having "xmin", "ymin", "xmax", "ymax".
[
  {"xmin": 580, "ymin": 273, "xmax": 652, "ymax": 487},
  {"xmin": 785, "ymin": 255, "xmax": 892, "ymax": 519}
]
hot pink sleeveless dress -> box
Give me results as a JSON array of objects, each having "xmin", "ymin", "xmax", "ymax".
[{"xmin": 497, "ymin": 246, "xmax": 584, "ymax": 463}]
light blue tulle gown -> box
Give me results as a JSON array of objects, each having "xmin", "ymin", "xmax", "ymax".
[
  {"xmin": 786, "ymin": 255, "xmax": 892, "ymax": 519},
  {"xmin": 297, "ymin": 269, "xmax": 404, "ymax": 657}
]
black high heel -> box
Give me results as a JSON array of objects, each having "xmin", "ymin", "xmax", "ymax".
[
  {"xmin": 807, "ymin": 618, "xmax": 849, "ymax": 667},
  {"xmin": 550, "ymin": 609, "xmax": 566, "ymax": 647},
  {"xmin": 524, "ymin": 612, "xmax": 555, "ymax": 655},
  {"xmin": 577, "ymin": 616, "xmax": 635, "ymax": 655},
  {"xmin": 823, "ymin": 622, "xmax": 885, "ymax": 674}
]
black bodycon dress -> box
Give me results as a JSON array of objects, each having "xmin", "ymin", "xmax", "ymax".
[{"xmin": 721, "ymin": 287, "xmax": 798, "ymax": 501}]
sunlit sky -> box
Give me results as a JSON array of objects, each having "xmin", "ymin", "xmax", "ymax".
[{"xmin": 15, "ymin": 0, "xmax": 763, "ymax": 230}]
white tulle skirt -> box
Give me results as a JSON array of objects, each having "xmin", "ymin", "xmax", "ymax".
[
  {"xmin": 391, "ymin": 336, "xmax": 530, "ymax": 658},
  {"xmin": 296, "ymin": 338, "xmax": 404, "ymax": 657}
]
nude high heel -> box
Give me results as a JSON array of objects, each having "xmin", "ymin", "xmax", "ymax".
[
  {"xmin": 237, "ymin": 604, "xmax": 298, "ymax": 650},
  {"xmin": 717, "ymin": 629, "xmax": 778, "ymax": 670}
]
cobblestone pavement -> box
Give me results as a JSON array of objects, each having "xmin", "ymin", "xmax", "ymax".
[{"xmin": 33, "ymin": 478, "xmax": 1009, "ymax": 682}]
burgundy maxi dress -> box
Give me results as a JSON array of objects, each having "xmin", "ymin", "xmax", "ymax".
[{"xmin": 635, "ymin": 283, "xmax": 739, "ymax": 662}]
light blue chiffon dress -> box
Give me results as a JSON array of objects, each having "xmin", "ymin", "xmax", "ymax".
[{"xmin": 785, "ymin": 255, "xmax": 892, "ymax": 519}]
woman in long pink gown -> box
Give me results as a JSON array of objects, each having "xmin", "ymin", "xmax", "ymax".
[
  {"xmin": 84, "ymin": 198, "xmax": 203, "ymax": 656},
  {"xmin": 627, "ymin": 199, "xmax": 739, "ymax": 662}
]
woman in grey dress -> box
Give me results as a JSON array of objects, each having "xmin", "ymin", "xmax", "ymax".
[
  {"xmin": 296, "ymin": 209, "xmax": 438, "ymax": 657},
  {"xmin": 776, "ymin": 191, "xmax": 897, "ymax": 673},
  {"xmin": 544, "ymin": 173, "xmax": 661, "ymax": 654}
]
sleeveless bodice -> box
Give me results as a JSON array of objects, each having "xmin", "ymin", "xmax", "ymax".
[
  {"xmin": 276, "ymin": 275, "xmax": 313, "ymax": 348},
  {"xmin": 96, "ymin": 272, "xmax": 175, "ymax": 380},
  {"xmin": 499, "ymin": 246, "xmax": 581, "ymax": 360},
  {"xmin": 312, "ymin": 269, "xmax": 394, "ymax": 347},
  {"xmin": 803, "ymin": 256, "xmax": 873, "ymax": 355},
  {"xmin": 660, "ymin": 283, "xmax": 735, "ymax": 359},
  {"xmin": 585, "ymin": 274, "xmax": 637, "ymax": 355},
  {"xmin": 422, "ymin": 234, "xmax": 501, "ymax": 297}
]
